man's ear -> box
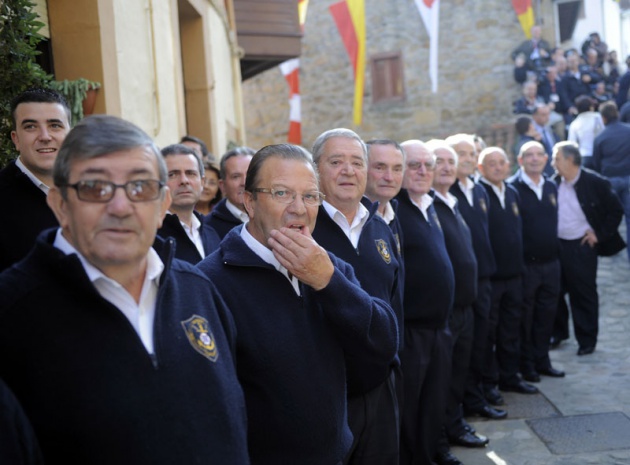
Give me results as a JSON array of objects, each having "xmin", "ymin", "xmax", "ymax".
[
  {"xmin": 219, "ymin": 178, "xmax": 226, "ymax": 196},
  {"xmin": 10, "ymin": 130, "xmax": 20, "ymax": 151},
  {"xmin": 156, "ymin": 187, "xmax": 172, "ymax": 229},
  {"xmin": 47, "ymin": 187, "xmax": 69, "ymax": 228},
  {"xmin": 243, "ymin": 191, "xmax": 254, "ymax": 220}
]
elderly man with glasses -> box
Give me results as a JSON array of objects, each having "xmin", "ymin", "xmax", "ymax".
[
  {"xmin": 198, "ymin": 143, "xmax": 398, "ymax": 465},
  {"xmin": 0, "ymin": 115, "xmax": 249, "ymax": 465}
]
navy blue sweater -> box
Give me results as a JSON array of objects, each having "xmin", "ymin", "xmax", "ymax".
[
  {"xmin": 433, "ymin": 195, "xmax": 478, "ymax": 308},
  {"xmin": 197, "ymin": 227, "xmax": 398, "ymax": 465},
  {"xmin": 450, "ymin": 180, "xmax": 497, "ymax": 279},
  {"xmin": 312, "ymin": 198, "xmax": 403, "ymax": 394},
  {"xmin": 395, "ymin": 189, "xmax": 455, "ymax": 328},
  {"xmin": 0, "ymin": 231, "xmax": 249, "ymax": 465},
  {"xmin": 156, "ymin": 211, "xmax": 221, "ymax": 264},
  {"xmin": 508, "ymin": 170, "xmax": 559, "ymax": 264},
  {"xmin": 480, "ymin": 181, "xmax": 524, "ymax": 279},
  {"xmin": 205, "ymin": 198, "xmax": 244, "ymax": 239}
]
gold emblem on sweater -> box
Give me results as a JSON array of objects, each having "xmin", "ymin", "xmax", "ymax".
[
  {"xmin": 375, "ymin": 239, "xmax": 392, "ymax": 264},
  {"xmin": 478, "ymin": 198, "xmax": 487, "ymax": 213},
  {"xmin": 549, "ymin": 193, "xmax": 557, "ymax": 207},
  {"xmin": 511, "ymin": 202, "xmax": 520, "ymax": 217},
  {"xmin": 394, "ymin": 233, "xmax": 402, "ymax": 256},
  {"xmin": 181, "ymin": 315, "xmax": 218, "ymax": 362}
]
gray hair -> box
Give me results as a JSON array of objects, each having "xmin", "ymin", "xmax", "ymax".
[
  {"xmin": 426, "ymin": 139, "xmax": 458, "ymax": 165},
  {"xmin": 53, "ymin": 115, "xmax": 166, "ymax": 190},
  {"xmin": 161, "ymin": 143, "xmax": 205, "ymax": 177},
  {"xmin": 366, "ymin": 139, "xmax": 406, "ymax": 164},
  {"xmin": 311, "ymin": 128, "xmax": 367, "ymax": 165},
  {"xmin": 219, "ymin": 146, "xmax": 256, "ymax": 180}
]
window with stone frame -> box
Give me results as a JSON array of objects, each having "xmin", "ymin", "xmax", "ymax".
[{"xmin": 371, "ymin": 51, "xmax": 405, "ymax": 103}]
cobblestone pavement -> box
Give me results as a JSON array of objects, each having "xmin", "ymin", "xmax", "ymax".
[{"xmin": 453, "ymin": 249, "xmax": 630, "ymax": 465}]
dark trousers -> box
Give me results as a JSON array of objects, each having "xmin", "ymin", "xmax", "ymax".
[
  {"xmin": 483, "ymin": 275, "xmax": 523, "ymax": 388},
  {"xmin": 520, "ymin": 260, "xmax": 561, "ymax": 373},
  {"xmin": 553, "ymin": 239, "xmax": 599, "ymax": 349},
  {"xmin": 463, "ymin": 278, "xmax": 492, "ymax": 412},
  {"xmin": 609, "ymin": 176, "xmax": 630, "ymax": 261},
  {"xmin": 400, "ymin": 324, "xmax": 451, "ymax": 465},
  {"xmin": 344, "ymin": 370, "xmax": 399, "ymax": 465},
  {"xmin": 437, "ymin": 306, "xmax": 474, "ymax": 454}
]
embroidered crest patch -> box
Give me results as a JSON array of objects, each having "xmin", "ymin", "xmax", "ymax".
[
  {"xmin": 549, "ymin": 193, "xmax": 557, "ymax": 207},
  {"xmin": 511, "ymin": 201, "xmax": 520, "ymax": 217},
  {"xmin": 479, "ymin": 197, "xmax": 487, "ymax": 213},
  {"xmin": 375, "ymin": 239, "xmax": 392, "ymax": 264},
  {"xmin": 181, "ymin": 315, "xmax": 219, "ymax": 362}
]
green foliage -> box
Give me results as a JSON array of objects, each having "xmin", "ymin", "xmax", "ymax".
[
  {"xmin": 49, "ymin": 78, "xmax": 101, "ymax": 126},
  {"xmin": 0, "ymin": 0, "xmax": 52, "ymax": 168}
]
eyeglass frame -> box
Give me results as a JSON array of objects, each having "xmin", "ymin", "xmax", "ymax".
[
  {"xmin": 61, "ymin": 179, "xmax": 166, "ymax": 203},
  {"xmin": 250, "ymin": 187, "xmax": 325, "ymax": 206}
]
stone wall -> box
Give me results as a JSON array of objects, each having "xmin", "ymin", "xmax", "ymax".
[{"xmin": 242, "ymin": 0, "xmax": 548, "ymax": 157}]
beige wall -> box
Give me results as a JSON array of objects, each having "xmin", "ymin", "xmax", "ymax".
[{"xmin": 44, "ymin": 0, "xmax": 244, "ymax": 151}]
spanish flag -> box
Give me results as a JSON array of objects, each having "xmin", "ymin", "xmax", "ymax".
[
  {"xmin": 329, "ymin": 0, "xmax": 366, "ymax": 126},
  {"xmin": 512, "ymin": 0, "xmax": 534, "ymax": 39}
]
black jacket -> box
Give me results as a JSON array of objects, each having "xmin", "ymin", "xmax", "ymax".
[
  {"xmin": 552, "ymin": 168, "xmax": 625, "ymax": 256},
  {"xmin": 157, "ymin": 211, "xmax": 221, "ymax": 264}
]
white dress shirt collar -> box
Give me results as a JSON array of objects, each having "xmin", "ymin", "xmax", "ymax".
[
  {"xmin": 16, "ymin": 157, "xmax": 49, "ymax": 194},
  {"xmin": 240, "ymin": 223, "xmax": 300, "ymax": 295},
  {"xmin": 322, "ymin": 200, "xmax": 369, "ymax": 248},
  {"xmin": 226, "ymin": 199, "xmax": 249, "ymax": 223},
  {"xmin": 53, "ymin": 229, "xmax": 164, "ymax": 354}
]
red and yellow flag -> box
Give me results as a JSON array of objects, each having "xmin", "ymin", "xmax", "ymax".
[
  {"xmin": 512, "ymin": 0, "xmax": 534, "ymax": 38},
  {"xmin": 329, "ymin": 0, "xmax": 366, "ymax": 126}
]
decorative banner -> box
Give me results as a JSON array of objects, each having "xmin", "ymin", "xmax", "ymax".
[
  {"xmin": 279, "ymin": 59, "xmax": 301, "ymax": 144},
  {"xmin": 279, "ymin": 0, "xmax": 309, "ymax": 145},
  {"xmin": 329, "ymin": 0, "xmax": 366, "ymax": 126},
  {"xmin": 414, "ymin": 0, "xmax": 440, "ymax": 94},
  {"xmin": 512, "ymin": 0, "xmax": 534, "ymax": 38}
]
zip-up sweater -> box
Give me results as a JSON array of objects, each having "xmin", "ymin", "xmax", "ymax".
[
  {"xmin": 312, "ymin": 197, "xmax": 403, "ymax": 394},
  {"xmin": 197, "ymin": 227, "xmax": 398, "ymax": 465},
  {"xmin": 0, "ymin": 230, "xmax": 249, "ymax": 465}
]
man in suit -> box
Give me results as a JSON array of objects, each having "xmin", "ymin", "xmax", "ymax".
[
  {"xmin": 0, "ymin": 88, "xmax": 71, "ymax": 271},
  {"xmin": 592, "ymin": 101, "xmax": 630, "ymax": 261},
  {"xmin": 206, "ymin": 147, "xmax": 254, "ymax": 238},
  {"xmin": 508, "ymin": 141, "xmax": 564, "ymax": 381},
  {"xmin": 156, "ymin": 144, "xmax": 220, "ymax": 263},
  {"xmin": 551, "ymin": 141, "xmax": 625, "ymax": 355}
]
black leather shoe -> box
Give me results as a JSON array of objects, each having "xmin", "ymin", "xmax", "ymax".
[
  {"xmin": 484, "ymin": 387, "xmax": 505, "ymax": 406},
  {"xmin": 538, "ymin": 366, "xmax": 565, "ymax": 377},
  {"xmin": 549, "ymin": 336, "xmax": 564, "ymax": 349},
  {"xmin": 578, "ymin": 346, "xmax": 595, "ymax": 356},
  {"xmin": 466, "ymin": 405, "xmax": 508, "ymax": 420},
  {"xmin": 434, "ymin": 451, "xmax": 463, "ymax": 465},
  {"xmin": 522, "ymin": 371, "xmax": 541, "ymax": 383},
  {"xmin": 463, "ymin": 419, "xmax": 476, "ymax": 434},
  {"xmin": 450, "ymin": 431, "xmax": 489, "ymax": 448},
  {"xmin": 499, "ymin": 380, "xmax": 539, "ymax": 394}
]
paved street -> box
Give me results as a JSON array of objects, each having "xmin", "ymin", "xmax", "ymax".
[{"xmin": 454, "ymin": 248, "xmax": 630, "ymax": 465}]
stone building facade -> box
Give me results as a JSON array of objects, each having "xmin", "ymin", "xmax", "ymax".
[{"xmin": 242, "ymin": 0, "xmax": 553, "ymax": 156}]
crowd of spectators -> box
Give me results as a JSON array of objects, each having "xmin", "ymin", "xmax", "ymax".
[{"xmin": 511, "ymin": 26, "xmax": 630, "ymax": 161}]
